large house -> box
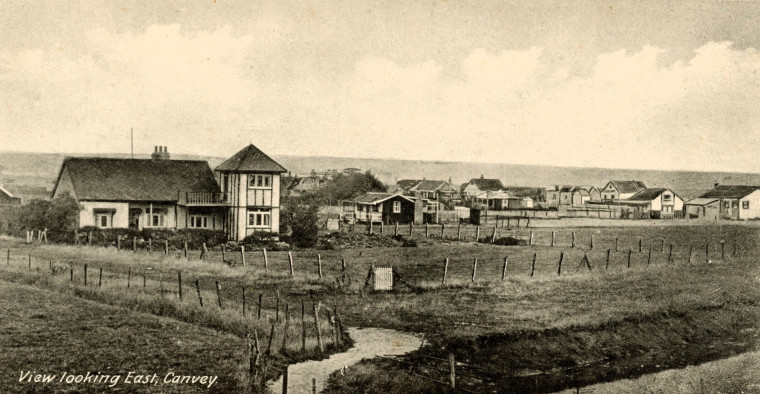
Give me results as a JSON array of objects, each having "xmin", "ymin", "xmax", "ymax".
[
  {"xmin": 621, "ymin": 188, "xmax": 683, "ymax": 219},
  {"xmin": 462, "ymin": 176, "xmax": 505, "ymax": 198},
  {"xmin": 51, "ymin": 144, "xmax": 286, "ymax": 241},
  {"xmin": 408, "ymin": 180, "xmax": 460, "ymax": 203},
  {"xmin": 601, "ymin": 180, "xmax": 647, "ymax": 200},
  {"xmin": 696, "ymin": 185, "xmax": 760, "ymax": 220}
]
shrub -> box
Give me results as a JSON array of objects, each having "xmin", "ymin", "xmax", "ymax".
[
  {"xmin": 16, "ymin": 193, "xmax": 81, "ymax": 242},
  {"xmin": 281, "ymin": 201, "xmax": 319, "ymax": 248}
]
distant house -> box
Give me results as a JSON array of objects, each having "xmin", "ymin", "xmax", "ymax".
[
  {"xmin": 408, "ymin": 180, "xmax": 460, "ymax": 202},
  {"xmin": 6, "ymin": 184, "xmax": 50, "ymax": 204},
  {"xmin": 51, "ymin": 144, "xmax": 287, "ymax": 241},
  {"xmin": 0, "ymin": 186, "xmax": 21, "ymax": 206},
  {"xmin": 623, "ymin": 188, "xmax": 683, "ymax": 219},
  {"xmin": 545, "ymin": 186, "xmax": 590, "ymax": 207},
  {"xmin": 463, "ymin": 176, "xmax": 505, "ymax": 198},
  {"xmin": 577, "ymin": 186, "xmax": 601, "ymax": 202},
  {"xmin": 290, "ymin": 175, "xmax": 322, "ymax": 194},
  {"xmin": 394, "ymin": 179, "xmax": 423, "ymax": 193},
  {"xmin": 544, "ymin": 186, "xmax": 561, "ymax": 207},
  {"xmin": 351, "ymin": 192, "xmax": 420, "ymax": 224},
  {"xmin": 474, "ymin": 191, "xmax": 526, "ymax": 210},
  {"xmin": 697, "ymin": 185, "xmax": 760, "ymax": 220},
  {"xmin": 684, "ymin": 198, "xmax": 720, "ymax": 220},
  {"xmin": 343, "ymin": 168, "xmax": 362, "ymax": 175},
  {"xmin": 502, "ymin": 186, "xmax": 545, "ymax": 203},
  {"xmin": 601, "ymin": 180, "xmax": 647, "ymax": 200}
]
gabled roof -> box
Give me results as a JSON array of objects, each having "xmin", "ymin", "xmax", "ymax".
[
  {"xmin": 0, "ymin": 186, "xmax": 14, "ymax": 198},
  {"xmin": 53, "ymin": 157, "xmax": 219, "ymax": 202},
  {"xmin": 410, "ymin": 180, "xmax": 448, "ymax": 192},
  {"xmin": 396, "ymin": 179, "xmax": 423, "ymax": 191},
  {"xmin": 467, "ymin": 178, "xmax": 504, "ymax": 191},
  {"xmin": 502, "ymin": 186, "xmax": 544, "ymax": 199},
  {"xmin": 700, "ymin": 185, "xmax": 760, "ymax": 199},
  {"xmin": 628, "ymin": 188, "xmax": 672, "ymax": 201},
  {"xmin": 608, "ymin": 180, "xmax": 647, "ymax": 194},
  {"xmin": 353, "ymin": 192, "xmax": 414, "ymax": 204},
  {"xmin": 215, "ymin": 144, "xmax": 287, "ymax": 173}
]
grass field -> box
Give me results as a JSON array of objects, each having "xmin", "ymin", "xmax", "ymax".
[
  {"xmin": 0, "ymin": 281, "xmax": 246, "ymax": 393},
  {"xmin": 2, "ymin": 222, "xmax": 759, "ymax": 392}
]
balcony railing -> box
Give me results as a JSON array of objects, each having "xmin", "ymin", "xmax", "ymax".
[{"xmin": 178, "ymin": 192, "xmax": 230, "ymax": 206}]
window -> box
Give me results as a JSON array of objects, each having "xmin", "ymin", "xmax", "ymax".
[
  {"xmin": 743, "ymin": 201, "xmax": 750, "ymax": 209},
  {"xmin": 147, "ymin": 207, "xmax": 167, "ymax": 228},
  {"xmin": 663, "ymin": 194, "xmax": 672, "ymax": 201},
  {"xmin": 248, "ymin": 209, "xmax": 271, "ymax": 227},
  {"xmin": 151, "ymin": 214, "xmax": 165, "ymax": 227},
  {"xmin": 393, "ymin": 201, "xmax": 401, "ymax": 213},
  {"xmin": 189, "ymin": 215, "xmax": 209, "ymax": 229},
  {"xmin": 552, "ymin": 194, "xmax": 557, "ymax": 200},
  {"xmin": 96, "ymin": 214, "xmax": 111, "ymax": 228},
  {"xmin": 724, "ymin": 201, "xmax": 730, "ymax": 208},
  {"xmin": 732, "ymin": 201, "xmax": 739, "ymax": 208},
  {"xmin": 249, "ymin": 174, "xmax": 272, "ymax": 188},
  {"xmin": 372, "ymin": 205, "xmax": 379, "ymax": 212}
]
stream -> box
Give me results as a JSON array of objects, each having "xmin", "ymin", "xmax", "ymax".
[{"xmin": 267, "ymin": 327, "xmax": 423, "ymax": 393}]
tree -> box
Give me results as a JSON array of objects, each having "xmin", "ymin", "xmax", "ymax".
[
  {"xmin": 16, "ymin": 193, "xmax": 80, "ymax": 241},
  {"xmin": 280, "ymin": 198, "xmax": 319, "ymax": 248}
]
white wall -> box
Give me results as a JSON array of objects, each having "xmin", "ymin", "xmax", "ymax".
[
  {"xmin": 739, "ymin": 190, "xmax": 760, "ymax": 219},
  {"xmin": 80, "ymin": 201, "xmax": 129, "ymax": 228}
]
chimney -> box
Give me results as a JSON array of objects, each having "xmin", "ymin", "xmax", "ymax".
[
  {"xmin": 480, "ymin": 174, "xmax": 484, "ymax": 179},
  {"xmin": 714, "ymin": 182, "xmax": 720, "ymax": 188},
  {"xmin": 151, "ymin": 146, "xmax": 170, "ymax": 161}
]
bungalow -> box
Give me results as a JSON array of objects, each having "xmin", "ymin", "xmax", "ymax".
[
  {"xmin": 624, "ymin": 188, "xmax": 683, "ymax": 219},
  {"xmin": 601, "ymin": 180, "xmax": 647, "ymax": 200},
  {"xmin": 351, "ymin": 192, "xmax": 420, "ymax": 224},
  {"xmin": 474, "ymin": 191, "xmax": 524, "ymax": 210},
  {"xmin": 697, "ymin": 185, "xmax": 760, "ymax": 220},
  {"xmin": 463, "ymin": 176, "xmax": 505, "ymax": 198},
  {"xmin": 51, "ymin": 144, "xmax": 287, "ymax": 241},
  {"xmin": 408, "ymin": 180, "xmax": 460, "ymax": 203},
  {"xmin": 0, "ymin": 186, "xmax": 21, "ymax": 206}
]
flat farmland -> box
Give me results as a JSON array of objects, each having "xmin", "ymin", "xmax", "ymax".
[{"xmin": 1, "ymin": 223, "xmax": 759, "ymax": 392}]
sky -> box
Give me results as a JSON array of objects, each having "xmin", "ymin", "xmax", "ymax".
[{"xmin": 1, "ymin": 0, "xmax": 759, "ymax": 173}]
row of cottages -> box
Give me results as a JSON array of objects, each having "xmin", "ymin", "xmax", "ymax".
[
  {"xmin": 684, "ymin": 185, "xmax": 760, "ymax": 220},
  {"xmin": 545, "ymin": 185, "xmax": 600, "ymax": 207},
  {"xmin": 51, "ymin": 144, "xmax": 286, "ymax": 241}
]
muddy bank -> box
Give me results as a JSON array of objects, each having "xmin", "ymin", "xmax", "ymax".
[
  {"xmin": 324, "ymin": 303, "xmax": 760, "ymax": 393},
  {"xmin": 268, "ymin": 327, "xmax": 423, "ymax": 393}
]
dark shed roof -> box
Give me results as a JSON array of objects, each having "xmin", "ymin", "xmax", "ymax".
[
  {"xmin": 700, "ymin": 185, "xmax": 760, "ymax": 199},
  {"xmin": 54, "ymin": 157, "xmax": 219, "ymax": 202},
  {"xmin": 215, "ymin": 144, "xmax": 287, "ymax": 173},
  {"xmin": 468, "ymin": 178, "xmax": 504, "ymax": 191},
  {"xmin": 628, "ymin": 188, "xmax": 670, "ymax": 201},
  {"xmin": 609, "ymin": 180, "xmax": 647, "ymax": 194}
]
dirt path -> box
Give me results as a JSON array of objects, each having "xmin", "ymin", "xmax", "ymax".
[{"xmin": 268, "ymin": 327, "xmax": 423, "ymax": 394}]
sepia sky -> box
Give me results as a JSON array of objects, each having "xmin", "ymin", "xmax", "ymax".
[{"xmin": 1, "ymin": 0, "xmax": 760, "ymax": 172}]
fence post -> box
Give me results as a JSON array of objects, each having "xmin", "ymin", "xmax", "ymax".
[
  {"xmin": 668, "ymin": 244, "xmax": 673, "ymax": 264},
  {"xmin": 638, "ymin": 238, "xmax": 642, "ymax": 253},
  {"xmin": 369, "ymin": 219, "xmax": 373, "ymax": 235},
  {"xmin": 202, "ymin": 243, "xmax": 208, "ymax": 261},
  {"xmin": 590, "ymin": 234, "xmax": 594, "ymax": 250},
  {"xmin": 457, "ymin": 223, "xmax": 461, "ymax": 241},
  {"xmin": 317, "ymin": 254, "xmax": 323, "ymax": 278},
  {"xmin": 263, "ymin": 248, "xmax": 269, "ymax": 271},
  {"xmin": 571, "ymin": 231, "xmax": 575, "ymax": 248},
  {"xmin": 395, "ymin": 221, "xmax": 399, "ymax": 236},
  {"xmin": 117, "ymin": 236, "xmax": 121, "ymax": 250},
  {"xmin": 647, "ymin": 248, "xmax": 651, "ymax": 266},
  {"xmin": 688, "ymin": 244, "xmax": 692, "ymax": 265},
  {"xmin": 441, "ymin": 223, "xmax": 445, "ymax": 238},
  {"xmin": 471, "ymin": 257, "xmax": 478, "ymax": 282},
  {"xmin": 606, "ymin": 249, "xmax": 611, "ymax": 269},
  {"xmin": 132, "ymin": 236, "xmax": 137, "ymax": 253},
  {"xmin": 184, "ymin": 241, "xmax": 188, "ymax": 258},
  {"xmin": 128, "ymin": 268, "xmax": 131, "ymax": 288},
  {"xmin": 733, "ymin": 239, "xmax": 737, "ymax": 257},
  {"xmin": 380, "ymin": 221, "xmax": 384, "ymax": 235},
  {"xmin": 314, "ymin": 303, "xmax": 324, "ymax": 352},
  {"xmin": 425, "ymin": 223, "xmax": 429, "ymax": 238},
  {"xmin": 282, "ymin": 365, "xmax": 288, "ymax": 394},
  {"xmin": 196, "ymin": 279, "xmax": 203, "ymax": 307},
  {"xmin": 215, "ymin": 280, "xmax": 222, "ymax": 309},
  {"xmin": 301, "ymin": 300, "xmax": 307, "ymax": 352},
  {"xmin": 70, "ymin": 263, "xmax": 73, "ymax": 282},
  {"xmin": 288, "ymin": 252, "xmax": 295, "ymax": 276},
  {"xmin": 28, "ymin": 254, "xmax": 31, "ymax": 271},
  {"xmin": 84, "ymin": 263, "xmax": 88, "ymax": 286},
  {"xmin": 557, "ymin": 252, "xmax": 563, "ymax": 276},
  {"xmin": 143, "ymin": 271, "xmax": 146, "ymax": 289},
  {"xmin": 501, "ymin": 257, "xmax": 508, "ymax": 280},
  {"xmin": 475, "ymin": 226, "xmax": 480, "ymax": 241},
  {"xmin": 705, "ymin": 243, "xmax": 709, "ymax": 263},
  {"xmin": 276, "ymin": 291, "xmax": 281, "ymax": 322},
  {"xmin": 341, "ymin": 259, "xmax": 346, "ymax": 284},
  {"xmin": 177, "ymin": 271, "xmax": 182, "ymax": 300},
  {"xmin": 615, "ymin": 237, "xmax": 619, "ymax": 252},
  {"xmin": 409, "ymin": 222, "xmax": 413, "ymax": 236},
  {"xmin": 281, "ymin": 303, "xmax": 290, "ymax": 354},
  {"xmin": 164, "ymin": 239, "xmax": 169, "ymax": 255},
  {"xmin": 258, "ymin": 294, "xmax": 262, "ymax": 320},
  {"xmin": 241, "ymin": 246, "xmax": 246, "ymax": 266},
  {"xmin": 6, "ymin": 248, "xmax": 9, "ymax": 265},
  {"xmin": 148, "ymin": 238, "xmax": 152, "ymax": 254},
  {"xmin": 449, "ymin": 352, "xmax": 456, "ymax": 390},
  {"xmin": 491, "ymin": 227, "xmax": 497, "ymax": 243},
  {"xmin": 720, "ymin": 240, "xmax": 725, "ymax": 260},
  {"xmin": 442, "ymin": 258, "xmax": 449, "ymax": 284},
  {"xmin": 530, "ymin": 253, "xmax": 536, "ymax": 277},
  {"xmin": 312, "ymin": 378, "xmax": 317, "ymax": 394},
  {"xmin": 242, "ymin": 286, "xmax": 246, "ymax": 316},
  {"xmin": 98, "ymin": 267, "xmax": 102, "ymax": 287},
  {"xmin": 551, "ymin": 231, "xmax": 555, "ymax": 247},
  {"xmin": 661, "ymin": 238, "xmax": 665, "ymax": 252},
  {"xmin": 529, "ymin": 231, "xmax": 534, "ymax": 246},
  {"xmin": 627, "ymin": 249, "xmax": 632, "ymax": 268}
]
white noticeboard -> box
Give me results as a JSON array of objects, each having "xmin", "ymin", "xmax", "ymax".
[{"xmin": 374, "ymin": 267, "xmax": 393, "ymax": 291}]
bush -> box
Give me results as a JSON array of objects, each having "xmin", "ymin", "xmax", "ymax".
[
  {"xmin": 281, "ymin": 201, "xmax": 319, "ymax": 248},
  {"xmin": 16, "ymin": 193, "xmax": 81, "ymax": 242},
  {"xmin": 76, "ymin": 227, "xmax": 227, "ymax": 249}
]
